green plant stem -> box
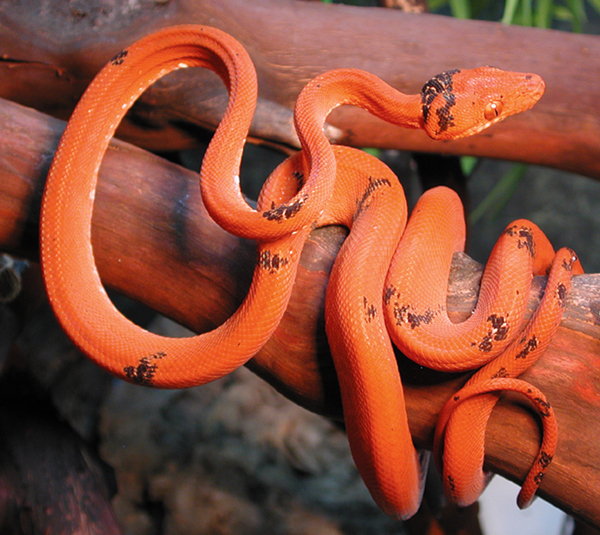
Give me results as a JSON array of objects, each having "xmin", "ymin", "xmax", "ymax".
[{"xmin": 469, "ymin": 163, "xmax": 529, "ymax": 224}]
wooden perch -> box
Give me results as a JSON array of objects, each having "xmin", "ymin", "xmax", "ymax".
[
  {"xmin": 0, "ymin": 368, "xmax": 122, "ymax": 534},
  {"xmin": 1, "ymin": 98, "xmax": 600, "ymax": 525},
  {"xmin": 2, "ymin": 0, "xmax": 600, "ymax": 178}
]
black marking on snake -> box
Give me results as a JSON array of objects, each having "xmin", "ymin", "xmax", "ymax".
[
  {"xmin": 258, "ymin": 250, "xmax": 289, "ymax": 273},
  {"xmin": 562, "ymin": 249, "xmax": 577, "ymax": 272},
  {"xmin": 533, "ymin": 452, "xmax": 554, "ymax": 486},
  {"xmin": 447, "ymin": 475, "xmax": 457, "ymax": 496},
  {"xmin": 421, "ymin": 69, "xmax": 460, "ymax": 134},
  {"xmin": 363, "ymin": 297, "xmax": 377, "ymax": 323},
  {"xmin": 356, "ymin": 176, "xmax": 392, "ymax": 215},
  {"xmin": 489, "ymin": 314, "xmax": 509, "ymax": 339},
  {"xmin": 110, "ymin": 50, "xmax": 128, "ymax": 66},
  {"xmin": 478, "ymin": 314, "xmax": 509, "ymax": 352},
  {"xmin": 557, "ymin": 283, "xmax": 567, "ymax": 308},
  {"xmin": 490, "ymin": 366, "xmax": 509, "ymax": 379},
  {"xmin": 262, "ymin": 193, "xmax": 308, "ymax": 222},
  {"xmin": 479, "ymin": 335, "xmax": 494, "ymax": 352},
  {"xmin": 291, "ymin": 170, "xmax": 305, "ymax": 193},
  {"xmin": 515, "ymin": 335, "xmax": 538, "ymax": 359},
  {"xmin": 394, "ymin": 304, "xmax": 435, "ymax": 329},
  {"xmin": 124, "ymin": 351, "xmax": 166, "ymax": 386},
  {"xmin": 505, "ymin": 224, "xmax": 535, "ymax": 257},
  {"xmin": 384, "ymin": 285, "xmax": 397, "ymax": 306},
  {"xmin": 535, "ymin": 397, "xmax": 552, "ymax": 417},
  {"xmin": 533, "ymin": 471, "xmax": 545, "ymax": 486},
  {"xmin": 538, "ymin": 450, "xmax": 553, "ymax": 468}
]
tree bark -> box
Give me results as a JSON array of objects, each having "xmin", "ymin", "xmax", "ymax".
[
  {"xmin": 1, "ymin": 98, "xmax": 600, "ymax": 526},
  {"xmin": 0, "ymin": 368, "xmax": 122, "ymax": 535},
  {"xmin": 1, "ymin": 0, "xmax": 600, "ymax": 178}
]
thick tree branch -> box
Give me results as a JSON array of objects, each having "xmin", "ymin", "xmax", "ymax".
[
  {"xmin": 1, "ymin": 99, "xmax": 600, "ymax": 525},
  {"xmin": 1, "ymin": 0, "xmax": 600, "ymax": 178}
]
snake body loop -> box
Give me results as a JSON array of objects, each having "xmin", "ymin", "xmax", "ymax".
[{"xmin": 41, "ymin": 25, "xmax": 578, "ymax": 519}]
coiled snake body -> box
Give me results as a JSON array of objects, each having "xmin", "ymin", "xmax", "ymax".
[{"xmin": 40, "ymin": 25, "xmax": 581, "ymax": 519}]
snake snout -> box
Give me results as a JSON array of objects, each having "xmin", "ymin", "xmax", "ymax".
[{"xmin": 522, "ymin": 73, "xmax": 546, "ymax": 104}]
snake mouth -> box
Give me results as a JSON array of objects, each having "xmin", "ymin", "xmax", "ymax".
[{"xmin": 458, "ymin": 119, "xmax": 499, "ymax": 139}]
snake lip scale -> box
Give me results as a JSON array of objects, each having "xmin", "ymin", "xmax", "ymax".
[{"xmin": 40, "ymin": 24, "xmax": 580, "ymax": 520}]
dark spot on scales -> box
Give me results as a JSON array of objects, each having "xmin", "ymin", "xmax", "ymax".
[
  {"xmin": 490, "ymin": 366, "xmax": 509, "ymax": 378},
  {"xmin": 538, "ymin": 450, "xmax": 553, "ymax": 468},
  {"xmin": 258, "ymin": 250, "xmax": 289, "ymax": 273},
  {"xmin": 356, "ymin": 176, "xmax": 392, "ymax": 215},
  {"xmin": 557, "ymin": 283, "xmax": 567, "ymax": 307},
  {"xmin": 384, "ymin": 285, "xmax": 397, "ymax": 305},
  {"xmin": 363, "ymin": 296, "xmax": 377, "ymax": 323},
  {"xmin": 478, "ymin": 314, "xmax": 509, "ymax": 352},
  {"xmin": 479, "ymin": 335, "xmax": 493, "ymax": 352},
  {"xmin": 394, "ymin": 304, "xmax": 435, "ymax": 329},
  {"xmin": 262, "ymin": 193, "xmax": 308, "ymax": 222},
  {"xmin": 505, "ymin": 224, "xmax": 535, "ymax": 257},
  {"xmin": 447, "ymin": 475, "xmax": 457, "ymax": 495},
  {"xmin": 421, "ymin": 69, "xmax": 460, "ymax": 134},
  {"xmin": 515, "ymin": 335, "xmax": 538, "ymax": 359},
  {"xmin": 489, "ymin": 314, "xmax": 509, "ymax": 339},
  {"xmin": 535, "ymin": 397, "xmax": 552, "ymax": 418},
  {"xmin": 110, "ymin": 49, "xmax": 128, "ymax": 66},
  {"xmin": 291, "ymin": 170, "xmax": 305, "ymax": 193},
  {"xmin": 124, "ymin": 351, "xmax": 166, "ymax": 386},
  {"xmin": 562, "ymin": 248, "xmax": 577, "ymax": 272}
]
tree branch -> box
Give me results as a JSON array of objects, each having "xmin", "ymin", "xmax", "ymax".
[
  {"xmin": 1, "ymin": 0, "xmax": 600, "ymax": 178},
  {"xmin": 1, "ymin": 98, "xmax": 600, "ymax": 525}
]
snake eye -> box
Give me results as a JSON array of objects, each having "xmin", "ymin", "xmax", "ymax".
[{"xmin": 484, "ymin": 101, "xmax": 504, "ymax": 121}]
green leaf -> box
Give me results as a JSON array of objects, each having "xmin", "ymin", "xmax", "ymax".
[
  {"xmin": 520, "ymin": 0, "xmax": 533, "ymax": 25},
  {"xmin": 565, "ymin": 0, "xmax": 587, "ymax": 31},
  {"xmin": 460, "ymin": 156, "xmax": 479, "ymax": 176},
  {"xmin": 362, "ymin": 148, "xmax": 382, "ymax": 157},
  {"xmin": 553, "ymin": 4, "xmax": 574, "ymax": 19},
  {"xmin": 449, "ymin": 0, "xmax": 472, "ymax": 18},
  {"xmin": 428, "ymin": 0, "xmax": 450, "ymax": 11},
  {"xmin": 586, "ymin": 0, "xmax": 600, "ymax": 16},
  {"xmin": 502, "ymin": 0, "xmax": 521, "ymax": 24},
  {"xmin": 535, "ymin": 0, "xmax": 554, "ymax": 28}
]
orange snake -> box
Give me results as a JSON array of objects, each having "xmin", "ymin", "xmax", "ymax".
[{"xmin": 40, "ymin": 25, "xmax": 582, "ymax": 519}]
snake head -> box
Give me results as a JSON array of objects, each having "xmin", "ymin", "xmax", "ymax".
[{"xmin": 421, "ymin": 66, "xmax": 545, "ymax": 140}]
